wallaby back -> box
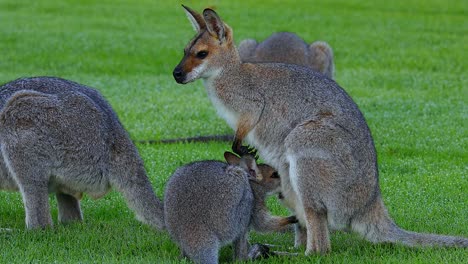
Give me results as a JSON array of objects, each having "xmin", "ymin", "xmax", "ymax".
[
  {"xmin": 238, "ymin": 32, "xmax": 334, "ymax": 79},
  {"xmin": 0, "ymin": 77, "xmax": 164, "ymax": 230}
]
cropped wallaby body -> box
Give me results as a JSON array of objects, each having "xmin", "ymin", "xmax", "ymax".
[
  {"xmin": 239, "ymin": 32, "xmax": 334, "ymax": 79},
  {"xmin": 138, "ymin": 33, "xmax": 333, "ymax": 145},
  {"xmin": 173, "ymin": 6, "xmax": 468, "ymax": 254},
  {"xmin": 0, "ymin": 77, "xmax": 164, "ymax": 230},
  {"xmin": 164, "ymin": 152, "xmax": 296, "ymax": 264}
]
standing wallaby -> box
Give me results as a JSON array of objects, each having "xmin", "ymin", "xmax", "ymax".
[
  {"xmin": 173, "ymin": 6, "xmax": 468, "ymax": 254},
  {"xmin": 238, "ymin": 32, "xmax": 335, "ymax": 79},
  {"xmin": 164, "ymin": 152, "xmax": 297, "ymax": 264},
  {"xmin": 0, "ymin": 77, "xmax": 164, "ymax": 230}
]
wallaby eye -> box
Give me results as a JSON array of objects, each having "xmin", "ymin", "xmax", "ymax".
[
  {"xmin": 196, "ymin": 50, "xmax": 208, "ymax": 59},
  {"xmin": 271, "ymin": 172, "xmax": 280, "ymax": 179}
]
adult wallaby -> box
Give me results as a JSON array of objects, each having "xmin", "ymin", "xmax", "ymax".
[
  {"xmin": 172, "ymin": 6, "xmax": 468, "ymax": 254},
  {"xmin": 0, "ymin": 77, "xmax": 164, "ymax": 230},
  {"xmin": 238, "ymin": 32, "xmax": 334, "ymax": 79},
  {"xmin": 137, "ymin": 33, "xmax": 334, "ymax": 145},
  {"xmin": 164, "ymin": 152, "xmax": 297, "ymax": 264}
]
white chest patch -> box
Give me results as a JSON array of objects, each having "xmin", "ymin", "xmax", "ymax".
[{"xmin": 203, "ymin": 78, "xmax": 239, "ymax": 130}]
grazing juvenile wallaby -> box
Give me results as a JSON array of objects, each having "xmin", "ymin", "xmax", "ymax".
[
  {"xmin": 173, "ymin": 6, "xmax": 468, "ymax": 254},
  {"xmin": 238, "ymin": 32, "xmax": 335, "ymax": 79},
  {"xmin": 0, "ymin": 77, "xmax": 164, "ymax": 230},
  {"xmin": 164, "ymin": 152, "xmax": 297, "ymax": 264}
]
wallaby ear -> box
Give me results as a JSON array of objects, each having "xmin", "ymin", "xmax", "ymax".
[
  {"xmin": 240, "ymin": 155, "xmax": 263, "ymax": 181},
  {"xmin": 224, "ymin": 151, "xmax": 240, "ymax": 165},
  {"xmin": 182, "ymin": 5, "xmax": 206, "ymax": 32},
  {"xmin": 203, "ymin": 8, "xmax": 226, "ymax": 42}
]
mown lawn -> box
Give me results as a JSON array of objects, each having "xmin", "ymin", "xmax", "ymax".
[{"xmin": 0, "ymin": 0, "xmax": 466, "ymax": 263}]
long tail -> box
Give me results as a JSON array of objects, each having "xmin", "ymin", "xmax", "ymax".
[{"xmin": 352, "ymin": 196, "xmax": 468, "ymax": 248}]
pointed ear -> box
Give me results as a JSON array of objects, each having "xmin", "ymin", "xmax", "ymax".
[
  {"xmin": 182, "ymin": 5, "xmax": 206, "ymax": 32},
  {"xmin": 203, "ymin": 8, "xmax": 226, "ymax": 42},
  {"xmin": 224, "ymin": 152, "xmax": 240, "ymax": 165},
  {"xmin": 240, "ymin": 155, "xmax": 262, "ymax": 180}
]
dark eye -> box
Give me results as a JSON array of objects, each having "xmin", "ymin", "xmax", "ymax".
[
  {"xmin": 196, "ymin": 51, "xmax": 208, "ymax": 59},
  {"xmin": 271, "ymin": 172, "xmax": 280, "ymax": 179}
]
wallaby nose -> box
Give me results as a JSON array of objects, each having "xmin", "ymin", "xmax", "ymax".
[{"xmin": 173, "ymin": 67, "xmax": 185, "ymax": 83}]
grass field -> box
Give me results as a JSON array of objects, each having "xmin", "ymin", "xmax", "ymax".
[{"xmin": 0, "ymin": 0, "xmax": 467, "ymax": 263}]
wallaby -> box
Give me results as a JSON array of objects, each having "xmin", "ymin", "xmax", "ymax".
[
  {"xmin": 173, "ymin": 6, "xmax": 468, "ymax": 254},
  {"xmin": 139, "ymin": 33, "xmax": 333, "ymax": 145},
  {"xmin": 164, "ymin": 152, "xmax": 297, "ymax": 264},
  {"xmin": 0, "ymin": 77, "xmax": 164, "ymax": 230},
  {"xmin": 238, "ymin": 32, "xmax": 335, "ymax": 79}
]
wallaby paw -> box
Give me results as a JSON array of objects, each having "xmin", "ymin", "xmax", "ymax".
[
  {"xmin": 287, "ymin": 215, "xmax": 299, "ymax": 224},
  {"xmin": 278, "ymin": 192, "xmax": 285, "ymax": 200},
  {"xmin": 248, "ymin": 243, "xmax": 272, "ymax": 260},
  {"xmin": 238, "ymin": 145, "xmax": 258, "ymax": 159},
  {"xmin": 249, "ymin": 243, "xmax": 298, "ymax": 260}
]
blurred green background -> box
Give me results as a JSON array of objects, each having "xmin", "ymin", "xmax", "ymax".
[{"xmin": 0, "ymin": 0, "xmax": 466, "ymax": 263}]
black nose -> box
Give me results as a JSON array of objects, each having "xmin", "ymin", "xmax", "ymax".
[
  {"xmin": 173, "ymin": 67, "xmax": 184, "ymax": 83},
  {"xmin": 173, "ymin": 68, "xmax": 182, "ymax": 78}
]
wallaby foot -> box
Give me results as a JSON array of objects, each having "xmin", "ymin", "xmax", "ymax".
[
  {"xmin": 56, "ymin": 193, "xmax": 83, "ymax": 224},
  {"xmin": 304, "ymin": 207, "xmax": 330, "ymax": 255},
  {"xmin": 294, "ymin": 223, "xmax": 307, "ymax": 248},
  {"xmin": 179, "ymin": 250, "xmax": 190, "ymax": 261},
  {"xmin": 248, "ymin": 243, "xmax": 271, "ymax": 259},
  {"xmin": 248, "ymin": 243, "xmax": 299, "ymax": 260}
]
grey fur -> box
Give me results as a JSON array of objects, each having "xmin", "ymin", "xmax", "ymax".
[
  {"xmin": 164, "ymin": 152, "xmax": 296, "ymax": 264},
  {"xmin": 0, "ymin": 77, "xmax": 164, "ymax": 230},
  {"xmin": 174, "ymin": 7, "xmax": 468, "ymax": 254},
  {"xmin": 238, "ymin": 32, "xmax": 335, "ymax": 79}
]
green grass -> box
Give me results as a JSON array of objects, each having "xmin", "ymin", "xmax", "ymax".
[{"xmin": 0, "ymin": 0, "xmax": 467, "ymax": 263}]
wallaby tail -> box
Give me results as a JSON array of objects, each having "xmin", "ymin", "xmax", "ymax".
[
  {"xmin": 352, "ymin": 196, "xmax": 468, "ymax": 248},
  {"xmin": 110, "ymin": 161, "xmax": 166, "ymax": 231},
  {"xmin": 390, "ymin": 227, "xmax": 468, "ymax": 248}
]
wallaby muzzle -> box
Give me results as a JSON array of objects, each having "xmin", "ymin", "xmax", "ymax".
[{"xmin": 172, "ymin": 66, "xmax": 186, "ymax": 84}]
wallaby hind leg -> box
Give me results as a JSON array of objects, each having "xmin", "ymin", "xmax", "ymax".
[
  {"xmin": 56, "ymin": 193, "xmax": 82, "ymax": 224},
  {"xmin": 294, "ymin": 223, "xmax": 307, "ymax": 248},
  {"xmin": 288, "ymin": 154, "xmax": 331, "ymax": 254},
  {"xmin": 303, "ymin": 207, "xmax": 330, "ymax": 254},
  {"xmin": 20, "ymin": 184, "xmax": 53, "ymax": 229},
  {"xmin": 277, "ymin": 165, "xmax": 307, "ymax": 248},
  {"xmin": 233, "ymin": 231, "xmax": 249, "ymax": 261},
  {"xmin": 3, "ymin": 151, "xmax": 53, "ymax": 229}
]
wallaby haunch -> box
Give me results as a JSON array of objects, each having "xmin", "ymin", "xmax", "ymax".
[
  {"xmin": 0, "ymin": 77, "xmax": 164, "ymax": 230},
  {"xmin": 173, "ymin": 6, "xmax": 468, "ymax": 254},
  {"xmin": 239, "ymin": 32, "xmax": 334, "ymax": 79},
  {"xmin": 164, "ymin": 152, "xmax": 297, "ymax": 264}
]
